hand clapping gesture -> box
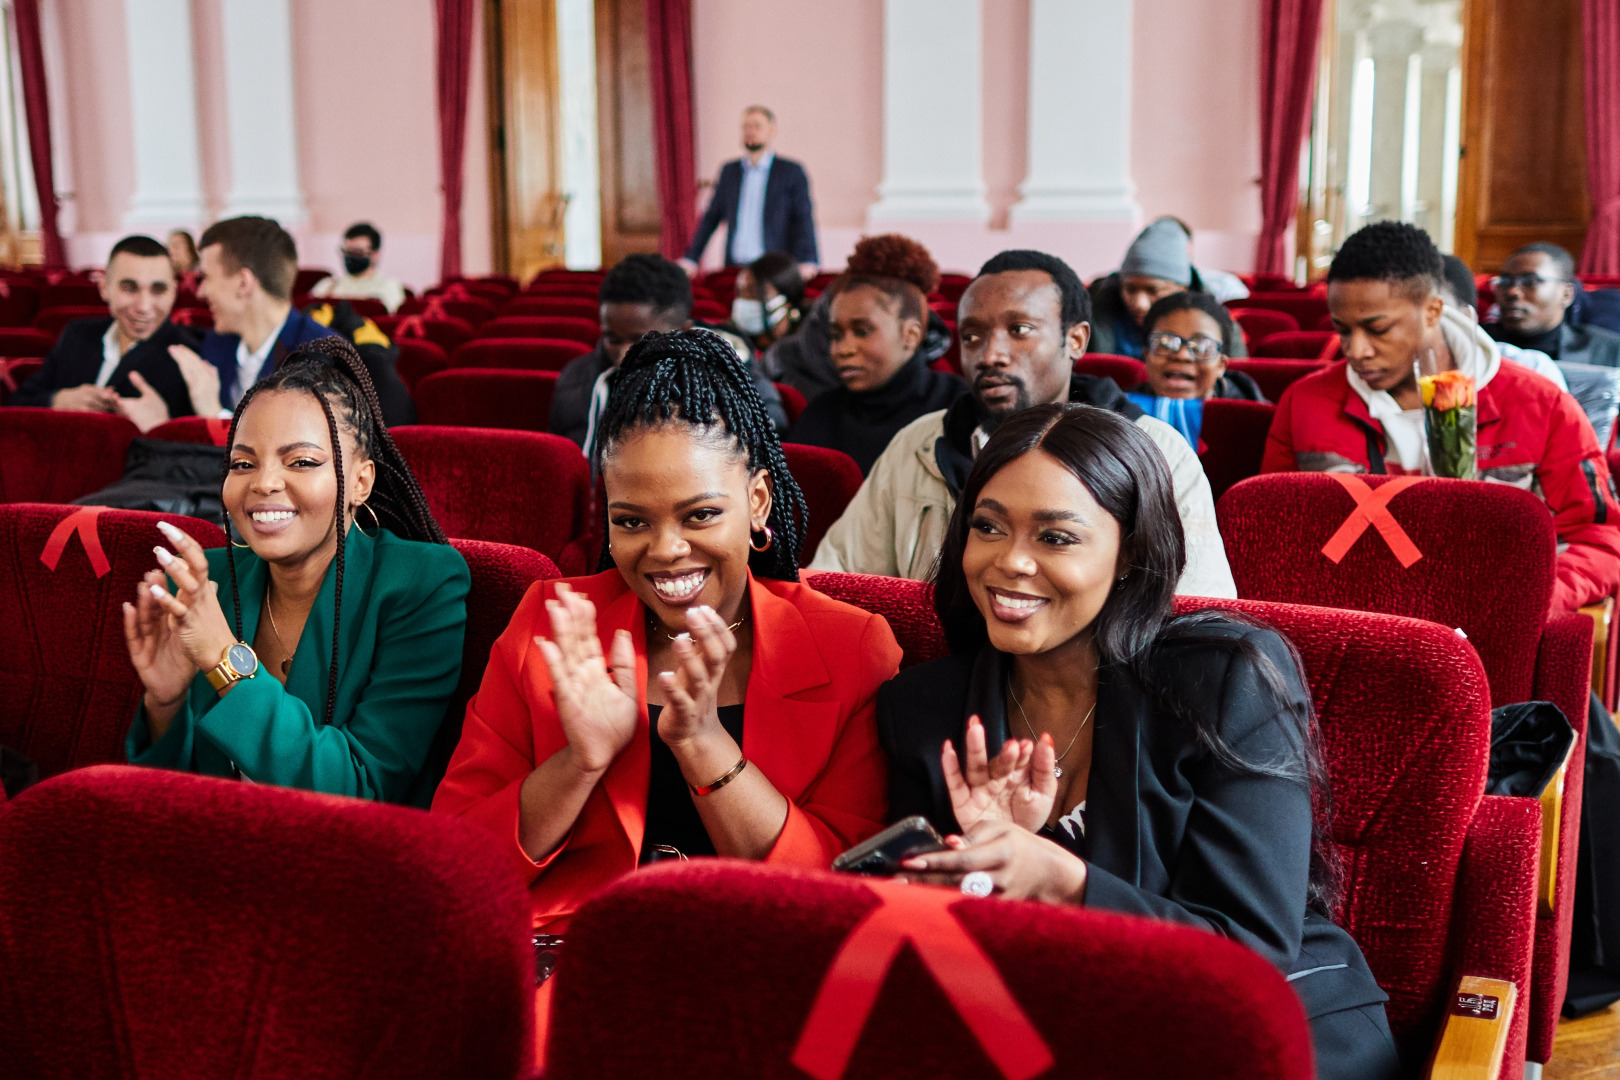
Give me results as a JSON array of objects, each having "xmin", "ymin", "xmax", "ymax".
[
  {"xmin": 654, "ymin": 605, "xmax": 738, "ymax": 750},
  {"xmin": 121, "ymin": 521, "xmax": 238, "ymax": 723},
  {"xmin": 534, "ymin": 583, "xmax": 639, "ymax": 774},
  {"xmin": 942, "ymin": 714, "xmax": 1058, "ymax": 833}
]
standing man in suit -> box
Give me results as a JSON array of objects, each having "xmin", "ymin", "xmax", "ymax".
[
  {"xmin": 678, "ymin": 106, "xmax": 819, "ymax": 281},
  {"xmin": 9, "ymin": 235, "xmax": 205, "ymax": 430}
]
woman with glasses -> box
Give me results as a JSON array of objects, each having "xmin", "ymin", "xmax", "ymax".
[{"xmin": 1125, "ymin": 292, "xmax": 1265, "ymax": 448}]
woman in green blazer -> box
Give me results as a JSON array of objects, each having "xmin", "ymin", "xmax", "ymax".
[{"xmin": 123, "ymin": 337, "xmax": 468, "ymax": 805}]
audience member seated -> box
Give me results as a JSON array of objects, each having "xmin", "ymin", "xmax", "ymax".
[
  {"xmin": 679, "ymin": 105, "xmax": 818, "ymax": 281},
  {"xmin": 728, "ymin": 252, "xmax": 805, "ymax": 358},
  {"xmin": 167, "ymin": 228, "xmax": 199, "ymax": 278},
  {"xmin": 785, "ymin": 234, "xmax": 965, "ymax": 474},
  {"xmin": 1161, "ymin": 216, "xmax": 1251, "ymax": 304},
  {"xmin": 178, "ymin": 216, "xmax": 413, "ymax": 425},
  {"xmin": 433, "ymin": 329, "xmax": 899, "ymax": 942},
  {"xmin": 1265, "ymin": 221, "xmax": 1620, "ymax": 613},
  {"xmin": 9, "ymin": 234, "xmax": 206, "ymax": 431},
  {"xmin": 123, "ymin": 338, "xmax": 469, "ymax": 804},
  {"xmin": 1485, "ymin": 242, "xmax": 1620, "ymax": 368},
  {"xmin": 1087, "ymin": 217, "xmax": 1247, "ymax": 360},
  {"xmin": 1126, "ymin": 291, "xmax": 1265, "ymax": 449},
  {"xmin": 550, "ymin": 253, "xmax": 786, "ymax": 457},
  {"xmin": 810, "ymin": 248, "xmax": 1236, "ymax": 597},
  {"xmin": 1439, "ymin": 253, "xmax": 1566, "ymax": 390},
  {"xmin": 309, "ymin": 221, "xmax": 408, "ymax": 314},
  {"xmin": 878, "ymin": 403, "xmax": 1397, "ymax": 1080}
]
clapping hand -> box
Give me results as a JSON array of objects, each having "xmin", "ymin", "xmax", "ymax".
[
  {"xmin": 943, "ymin": 714, "xmax": 1058, "ymax": 833},
  {"xmin": 534, "ymin": 583, "xmax": 639, "ymax": 775},
  {"xmin": 122, "ymin": 521, "xmax": 236, "ymax": 721},
  {"xmin": 654, "ymin": 605, "xmax": 737, "ymax": 750}
]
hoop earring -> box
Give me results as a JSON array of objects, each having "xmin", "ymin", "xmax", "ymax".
[
  {"xmin": 749, "ymin": 525, "xmax": 774, "ymax": 553},
  {"xmin": 355, "ymin": 502, "xmax": 382, "ymax": 538},
  {"xmin": 226, "ymin": 516, "xmax": 251, "ymax": 548}
]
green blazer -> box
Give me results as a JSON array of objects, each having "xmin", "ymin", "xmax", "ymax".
[{"xmin": 127, "ymin": 526, "xmax": 470, "ymax": 806}]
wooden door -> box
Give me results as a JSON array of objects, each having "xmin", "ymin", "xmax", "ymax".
[
  {"xmin": 1455, "ymin": 0, "xmax": 1589, "ymax": 270},
  {"xmin": 485, "ymin": 0, "xmax": 567, "ymax": 282},
  {"xmin": 594, "ymin": 0, "xmax": 660, "ymax": 266}
]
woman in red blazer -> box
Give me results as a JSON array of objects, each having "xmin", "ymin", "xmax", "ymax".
[{"xmin": 433, "ymin": 329, "xmax": 901, "ymax": 937}]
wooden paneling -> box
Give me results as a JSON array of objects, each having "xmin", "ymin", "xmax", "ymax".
[
  {"xmin": 485, "ymin": 0, "xmax": 566, "ymax": 283},
  {"xmin": 595, "ymin": 0, "xmax": 660, "ymax": 266},
  {"xmin": 1455, "ymin": 0, "xmax": 1589, "ymax": 270}
]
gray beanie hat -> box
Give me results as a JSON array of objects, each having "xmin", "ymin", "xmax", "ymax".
[{"xmin": 1120, "ymin": 217, "xmax": 1193, "ymax": 286}]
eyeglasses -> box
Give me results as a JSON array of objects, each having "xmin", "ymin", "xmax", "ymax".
[
  {"xmin": 1147, "ymin": 331, "xmax": 1223, "ymax": 363},
  {"xmin": 1491, "ymin": 274, "xmax": 1567, "ymax": 292}
]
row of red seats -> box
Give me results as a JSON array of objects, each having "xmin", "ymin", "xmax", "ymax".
[{"xmin": 0, "ymin": 499, "xmax": 1546, "ymax": 1075}]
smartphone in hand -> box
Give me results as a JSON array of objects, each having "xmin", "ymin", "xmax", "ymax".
[{"xmin": 832, "ymin": 815, "xmax": 947, "ymax": 876}]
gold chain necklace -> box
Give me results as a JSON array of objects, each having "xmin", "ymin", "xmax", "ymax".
[
  {"xmin": 1007, "ymin": 677, "xmax": 1095, "ymax": 779},
  {"xmin": 649, "ymin": 613, "xmax": 746, "ymax": 643},
  {"xmin": 263, "ymin": 585, "xmax": 294, "ymax": 676}
]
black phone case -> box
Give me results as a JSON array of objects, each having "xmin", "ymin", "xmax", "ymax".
[{"xmin": 831, "ymin": 815, "xmax": 947, "ymax": 876}]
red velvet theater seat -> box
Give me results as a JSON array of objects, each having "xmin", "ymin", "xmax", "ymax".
[
  {"xmin": 0, "ymin": 765, "xmax": 534, "ymax": 1079},
  {"xmin": 450, "ymin": 337, "xmax": 592, "ymax": 372},
  {"xmin": 1217, "ymin": 473, "xmax": 1587, "ymax": 1066},
  {"xmin": 1198, "ymin": 399, "xmax": 1275, "ymax": 501},
  {"xmin": 399, "ymin": 295, "xmax": 497, "ymax": 325},
  {"xmin": 523, "ymin": 281, "xmax": 601, "ymax": 300},
  {"xmin": 1228, "ymin": 291, "xmax": 1330, "ymax": 330},
  {"xmin": 775, "ymin": 381, "xmax": 807, "ymax": 425},
  {"xmin": 0, "ymin": 358, "xmax": 43, "ymax": 404},
  {"xmin": 1225, "ymin": 358, "xmax": 1327, "ymax": 402},
  {"xmin": 392, "ymin": 425, "xmax": 591, "ymax": 574},
  {"xmin": 0, "ymin": 409, "xmax": 140, "ymax": 503},
  {"xmin": 395, "ymin": 338, "xmax": 449, "ymax": 391},
  {"xmin": 0, "ymin": 280, "xmax": 40, "ymax": 327},
  {"xmin": 498, "ymin": 295, "xmax": 600, "ymax": 321},
  {"xmin": 0, "ymin": 505, "xmax": 224, "ymax": 778},
  {"xmin": 39, "ymin": 281, "xmax": 102, "ymax": 308},
  {"xmin": 1074, "ymin": 354, "xmax": 1147, "ymax": 392},
  {"xmin": 0, "ymin": 327, "xmax": 53, "ymax": 357},
  {"xmin": 477, "ymin": 315, "xmax": 600, "ymax": 346},
  {"xmin": 808, "ymin": 573, "xmax": 1541, "ymax": 1071},
  {"xmin": 1253, "ymin": 330, "xmax": 1339, "ymax": 361},
  {"xmin": 1228, "ymin": 306, "xmax": 1300, "ymax": 348},
  {"xmin": 546, "ymin": 862, "xmax": 1314, "ymax": 1080},
  {"xmin": 148, "ymin": 416, "xmax": 231, "ymax": 445},
  {"xmin": 413, "ymin": 368, "xmax": 558, "ymax": 431},
  {"xmin": 34, "ymin": 305, "xmax": 111, "ymax": 341},
  {"xmin": 781, "ymin": 443, "xmax": 862, "ymax": 567},
  {"xmin": 292, "ymin": 267, "xmax": 330, "ymax": 294},
  {"xmin": 375, "ymin": 313, "xmax": 476, "ymax": 352}
]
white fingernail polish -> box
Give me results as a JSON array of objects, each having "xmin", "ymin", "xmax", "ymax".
[
  {"xmin": 149, "ymin": 584, "xmax": 166, "ymax": 598},
  {"xmin": 156, "ymin": 520, "xmax": 180, "ymax": 537},
  {"xmin": 154, "ymin": 546, "xmax": 173, "ymax": 564}
]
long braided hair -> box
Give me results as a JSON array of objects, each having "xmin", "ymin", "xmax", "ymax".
[
  {"xmin": 592, "ymin": 328, "xmax": 807, "ymax": 581},
  {"xmin": 222, "ymin": 335, "xmax": 447, "ymax": 725}
]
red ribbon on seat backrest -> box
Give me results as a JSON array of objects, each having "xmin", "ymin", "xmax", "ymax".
[
  {"xmin": 791, "ymin": 881, "xmax": 1053, "ymax": 1080},
  {"xmin": 422, "ymin": 297, "xmax": 449, "ymax": 320},
  {"xmin": 393, "ymin": 314, "xmax": 427, "ymax": 340},
  {"xmin": 40, "ymin": 507, "xmax": 111, "ymax": 578},
  {"xmin": 1320, "ymin": 474, "xmax": 1427, "ymax": 568},
  {"xmin": 204, "ymin": 418, "xmax": 231, "ymax": 446},
  {"xmin": 439, "ymin": 282, "xmax": 473, "ymax": 303},
  {"xmin": 0, "ymin": 359, "xmax": 18, "ymax": 393}
]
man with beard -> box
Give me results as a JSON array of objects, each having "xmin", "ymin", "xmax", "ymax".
[
  {"xmin": 808, "ymin": 249, "xmax": 1236, "ymax": 598},
  {"xmin": 1484, "ymin": 243, "xmax": 1620, "ymax": 368}
]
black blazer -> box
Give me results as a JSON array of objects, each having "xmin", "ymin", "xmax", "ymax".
[
  {"xmin": 684, "ymin": 156, "xmax": 819, "ymax": 266},
  {"xmin": 10, "ymin": 318, "xmax": 201, "ymax": 415},
  {"xmin": 877, "ymin": 622, "xmax": 1391, "ymax": 1032}
]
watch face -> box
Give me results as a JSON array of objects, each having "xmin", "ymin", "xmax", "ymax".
[{"xmin": 227, "ymin": 643, "xmax": 258, "ymax": 677}]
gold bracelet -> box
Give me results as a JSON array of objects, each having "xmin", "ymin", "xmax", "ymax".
[{"xmin": 689, "ymin": 755, "xmax": 748, "ymax": 796}]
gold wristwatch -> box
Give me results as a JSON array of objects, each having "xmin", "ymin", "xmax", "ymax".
[{"xmin": 204, "ymin": 642, "xmax": 260, "ymax": 693}]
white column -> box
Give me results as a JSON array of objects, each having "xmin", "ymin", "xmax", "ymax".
[
  {"xmin": 556, "ymin": 0, "xmax": 601, "ymax": 270},
  {"xmin": 219, "ymin": 0, "xmax": 305, "ymax": 223},
  {"xmin": 1011, "ymin": 0, "xmax": 1139, "ymax": 223},
  {"xmin": 122, "ymin": 0, "xmax": 204, "ymax": 227},
  {"xmin": 1365, "ymin": 21, "xmax": 1421, "ymax": 224},
  {"xmin": 867, "ymin": 0, "xmax": 988, "ymax": 223}
]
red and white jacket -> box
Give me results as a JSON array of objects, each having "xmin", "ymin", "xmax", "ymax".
[{"xmin": 1264, "ymin": 310, "xmax": 1620, "ymax": 613}]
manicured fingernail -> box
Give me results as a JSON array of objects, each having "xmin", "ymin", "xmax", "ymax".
[
  {"xmin": 155, "ymin": 521, "xmax": 181, "ymax": 540},
  {"xmin": 149, "ymin": 584, "xmax": 166, "ymax": 598},
  {"xmin": 901, "ymin": 858, "xmax": 927, "ymax": 870},
  {"xmin": 153, "ymin": 546, "xmax": 173, "ymax": 564}
]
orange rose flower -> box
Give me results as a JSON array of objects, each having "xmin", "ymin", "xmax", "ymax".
[{"xmin": 1419, "ymin": 370, "xmax": 1476, "ymax": 411}]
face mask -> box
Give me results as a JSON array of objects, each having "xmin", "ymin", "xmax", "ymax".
[
  {"xmin": 343, "ymin": 252, "xmax": 372, "ymax": 276},
  {"xmin": 732, "ymin": 295, "xmax": 788, "ymax": 337}
]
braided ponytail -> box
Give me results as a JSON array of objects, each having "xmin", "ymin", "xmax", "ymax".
[
  {"xmin": 592, "ymin": 328, "xmax": 807, "ymax": 581},
  {"xmin": 220, "ymin": 336, "xmax": 448, "ymax": 725}
]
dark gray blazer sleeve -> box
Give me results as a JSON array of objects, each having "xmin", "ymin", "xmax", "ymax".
[
  {"xmin": 1084, "ymin": 630, "xmax": 1315, "ymax": 970},
  {"xmin": 785, "ymin": 162, "xmax": 819, "ymax": 265},
  {"xmin": 685, "ymin": 163, "xmax": 734, "ymax": 263}
]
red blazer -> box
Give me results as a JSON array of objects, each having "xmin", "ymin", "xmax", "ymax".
[{"xmin": 432, "ymin": 569, "xmax": 902, "ymax": 930}]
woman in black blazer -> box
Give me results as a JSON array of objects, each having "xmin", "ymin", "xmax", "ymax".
[{"xmin": 877, "ymin": 403, "xmax": 1399, "ymax": 1080}]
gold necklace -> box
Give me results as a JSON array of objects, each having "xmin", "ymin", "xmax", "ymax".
[
  {"xmin": 263, "ymin": 585, "xmax": 294, "ymax": 676},
  {"xmin": 1008, "ymin": 677, "xmax": 1095, "ymax": 779},
  {"xmin": 650, "ymin": 612, "xmax": 746, "ymax": 643}
]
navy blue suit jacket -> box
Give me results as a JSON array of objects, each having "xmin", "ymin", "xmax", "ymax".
[
  {"xmin": 684, "ymin": 156, "xmax": 818, "ymax": 266},
  {"xmin": 200, "ymin": 308, "xmax": 339, "ymax": 408}
]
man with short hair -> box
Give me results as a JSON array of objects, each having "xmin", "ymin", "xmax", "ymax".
[
  {"xmin": 1438, "ymin": 253, "xmax": 1566, "ymax": 390},
  {"xmin": 10, "ymin": 234, "xmax": 205, "ymax": 431},
  {"xmin": 177, "ymin": 216, "xmax": 412, "ymax": 424},
  {"xmin": 1088, "ymin": 217, "xmax": 1246, "ymax": 359},
  {"xmin": 1484, "ymin": 242, "xmax": 1620, "ymax": 368},
  {"xmin": 1265, "ymin": 221, "xmax": 1619, "ymax": 612},
  {"xmin": 550, "ymin": 253, "xmax": 785, "ymax": 456},
  {"xmin": 309, "ymin": 222, "xmax": 407, "ymax": 313},
  {"xmin": 810, "ymin": 249, "xmax": 1236, "ymax": 598},
  {"xmin": 679, "ymin": 106, "xmax": 818, "ymax": 281}
]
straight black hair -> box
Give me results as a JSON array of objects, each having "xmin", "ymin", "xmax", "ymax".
[{"xmin": 931, "ymin": 402, "xmax": 1339, "ymax": 912}]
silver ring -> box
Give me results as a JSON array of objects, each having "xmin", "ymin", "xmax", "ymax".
[{"xmin": 960, "ymin": 870, "xmax": 994, "ymax": 897}]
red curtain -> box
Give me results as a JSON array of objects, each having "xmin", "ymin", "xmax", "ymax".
[
  {"xmin": 645, "ymin": 0, "xmax": 695, "ymax": 261},
  {"xmin": 1582, "ymin": 0, "xmax": 1620, "ymax": 274},
  {"xmin": 12, "ymin": 0, "xmax": 63, "ymax": 269},
  {"xmin": 435, "ymin": 0, "xmax": 477, "ymax": 281},
  {"xmin": 1255, "ymin": 0, "xmax": 1327, "ymax": 279}
]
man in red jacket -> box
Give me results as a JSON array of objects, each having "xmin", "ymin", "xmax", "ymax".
[{"xmin": 1264, "ymin": 221, "xmax": 1620, "ymax": 613}]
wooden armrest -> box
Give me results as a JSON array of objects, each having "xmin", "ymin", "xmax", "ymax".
[
  {"xmin": 1425, "ymin": 976, "xmax": 1516, "ymax": 1079},
  {"xmin": 1578, "ymin": 597, "xmax": 1613, "ymax": 695},
  {"xmin": 1536, "ymin": 738, "xmax": 1576, "ymax": 918}
]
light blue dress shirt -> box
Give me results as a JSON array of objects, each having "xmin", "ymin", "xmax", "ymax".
[{"xmin": 731, "ymin": 152, "xmax": 773, "ymax": 265}]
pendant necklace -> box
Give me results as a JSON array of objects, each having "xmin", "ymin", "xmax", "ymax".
[
  {"xmin": 263, "ymin": 585, "xmax": 294, "ymax": 676},
  {"xmin": 1008, "ymin": 677, "xmax": 1095, "ymax": 779},
  {"xmin": 650, "ymin": 612, "xmax": 746, "ymax": 643}
]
